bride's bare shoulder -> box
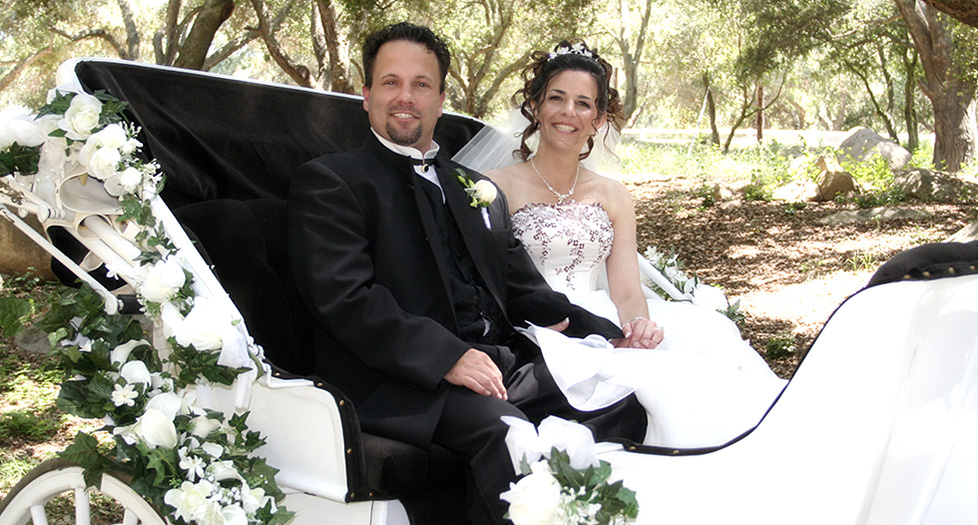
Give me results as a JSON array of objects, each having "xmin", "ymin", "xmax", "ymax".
[{"xmin": 485, "ymin": 164, "xmax": 523, "ymax": 193}]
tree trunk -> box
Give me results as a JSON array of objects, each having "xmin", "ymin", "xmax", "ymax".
[
  {"xmin": 755, "ymin": 84, "xmax": 764, "ymax": 142},
  {"xmin": 895, "ymin": 0, "xmax": 977, "ymax": 172},
  {"xmin": 902, "ymin": 48, "xmax": 920, "ymax": 153},
  {"xmin": 315, "ymin": 0, "xmax": 354, "ymax": 94},
  {"xmin": 250, "ymin": 0, "xmax": 319, "ymax": 89},
  {"xmin": 174, "ymin": 0, "xmax": 235, "ymax": 70},
  {"xmin": 616, "ymin": 0, "xmax": 653, "ymax": 122},
  {"xmin": 922, "ymin": 0, "xmax": 978, "ymax": 28},
  {"xmin": 704, "ymin": 73, "xmax": 720, "ymax": 146},
  {"xmin": 116, "ymin": 0, "xmax": 140, "ymax": 60},
  {"xmin": 0, "ymin": 47, "xmax": 52, "ymax": 93}
]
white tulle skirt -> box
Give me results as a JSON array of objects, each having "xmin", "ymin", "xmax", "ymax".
[{"xmin": 525, "ymin": 291, "xmax": 787, "ymax": 449}]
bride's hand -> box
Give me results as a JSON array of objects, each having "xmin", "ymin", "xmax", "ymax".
[{"xmin": 613, "ymin": 317, "xmax": 664, "ymax": 349}]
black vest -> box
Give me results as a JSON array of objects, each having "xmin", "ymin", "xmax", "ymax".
[{"xmin": 417, "ymin": 174, "xmax": 510, "ymax": 345}]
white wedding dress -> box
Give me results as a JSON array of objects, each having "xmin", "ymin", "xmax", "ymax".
[{"xmin": 512, "ymin": 201, "xmax": 787, "ymax": 448}]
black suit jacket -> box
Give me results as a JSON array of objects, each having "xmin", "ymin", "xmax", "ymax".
[{"xmin": 287, "ymin": 133, "xmax": 621, "ymax": 447}]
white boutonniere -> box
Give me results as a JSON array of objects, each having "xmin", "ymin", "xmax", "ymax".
[{"xmin": 455, "ymin": 168, "xmax": 497, "ymax": 208}]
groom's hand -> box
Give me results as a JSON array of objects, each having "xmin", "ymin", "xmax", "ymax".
[{"xmin": 445, "ymin": 348, "xmax": 508, "ymax": 400}]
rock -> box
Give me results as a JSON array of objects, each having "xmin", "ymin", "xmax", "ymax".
[
  {"xmin": 837, "ymin": 126, "xmax": 912, "ymax": 171},
  {"xmin": 893, "ymin": 168, "xmax": 978, "ymax": 203},
  {"xmin": 14, "ymin": 325, "xmax": 52, "ymax": 355},
  {"xmin": 819, "ymin": 206, "xmax": 931, "ymax": 225},
  {"xmin": 947, "ymin": 221, "xmax": 978, "ymax": 243},
  {"xmin": 772, "ymin": 180, "xmax": 819, "ymax": 202},
  {"xmin": 813, "ymin": 157, "xmax": 858, "ymax": 201},
  {"xmin": 719, "ymin": 199, "xmax": 743, "ymax": 211},
  {"xmin": 0, "ymin": 216, "xmax": 56, "ymax": 279}
]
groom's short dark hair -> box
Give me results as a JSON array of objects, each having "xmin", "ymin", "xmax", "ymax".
[{"xmin": 363, "ymin": 22, "xmax": 451, "ymax": 93}]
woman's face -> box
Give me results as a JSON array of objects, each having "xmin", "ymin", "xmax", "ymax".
[{"xmin": 533, "ymin": 69, "xmax": 605, "ymax": 154}]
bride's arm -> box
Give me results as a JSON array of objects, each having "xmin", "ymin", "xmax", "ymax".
[{"xmin": 604, "ymin": 180, "xmax": 664, "ymax": 349}]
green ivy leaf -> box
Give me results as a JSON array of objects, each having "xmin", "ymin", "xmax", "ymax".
[
  {"xmin": 60, "ymin": 431, "xmax": 110, "ymax": 488},
  {"xmin": 0, "ymin": 297, "xmax": 32, "ymax": 337}
]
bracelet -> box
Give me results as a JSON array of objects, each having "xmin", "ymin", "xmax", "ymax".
[{"xmin": 626, "ymin": 316, "xmax": 647, "ymax": 325}]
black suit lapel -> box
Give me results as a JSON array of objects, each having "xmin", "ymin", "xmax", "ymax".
[{"xmin": 437, "ymin": 164, "xmax": 507, "ymax": 308}]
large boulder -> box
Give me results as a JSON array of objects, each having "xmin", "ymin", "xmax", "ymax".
[
  {"xmin": 893, "ymin": 168, "xmax": 978, "ymax": 203},
  {"xmin": 837, "ymin": 127, "xmax": 912, "ymax": 171}
]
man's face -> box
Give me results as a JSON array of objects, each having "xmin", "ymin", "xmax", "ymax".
[{"xmin": 363, "ymin": 39, "xmax": 445, "ymax": 152}]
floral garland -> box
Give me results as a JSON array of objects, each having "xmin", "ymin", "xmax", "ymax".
[
  {"xmin": 500, "ymin": 416, "xmax": 639, "ymax": 525},
  {"xmin": 642, "ymin": 246, "xmax": 744, "ymax": 326},
  {"xmin": 1, "ymin": 87, "xmax": 292, "ymax": 523}
]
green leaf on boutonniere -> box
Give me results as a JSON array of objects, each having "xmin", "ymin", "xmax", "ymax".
[{"xmin": 454, "ymin": 168, "xmax": 497, "ymax": 208}]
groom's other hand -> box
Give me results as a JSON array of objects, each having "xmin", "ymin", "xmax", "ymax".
[
  {"xmin": 545, "ymin": 318, "xmax": 570, "ymax": 332},
  {"xmin": 445, "ymin": 349, "xmax": 508, "ymax": 400},
  {"xmin": 613, "ymin": 318, "xmax": 664, "ymax": 349}
]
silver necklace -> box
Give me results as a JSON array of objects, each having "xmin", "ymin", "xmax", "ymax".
[{"xmin": 530, "ymin": 157, "xmax": 580, "ymax": 204}]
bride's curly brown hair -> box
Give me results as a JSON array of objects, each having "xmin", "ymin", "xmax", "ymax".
[{"xmin": 514, "ymin": 39, "xmax": 624, "ymax": 162}]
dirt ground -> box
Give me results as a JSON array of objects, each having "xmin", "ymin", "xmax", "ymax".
[{"xmin": 625, "ymin": 172, "xmax": 975, "ymax": 378}]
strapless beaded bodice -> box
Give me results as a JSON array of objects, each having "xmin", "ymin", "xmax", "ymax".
[{"xmin": 512, "ymin": 201, "xmax": 614, "ymax": 294}]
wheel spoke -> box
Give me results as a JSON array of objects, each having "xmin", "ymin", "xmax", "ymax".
[
  {"xmin": 28, "ymin": 504, "xmax": 49, "ymax": 525},
  {"xmin": 74, "ymin": 488, "xmax": 91, "ymax": 525}
]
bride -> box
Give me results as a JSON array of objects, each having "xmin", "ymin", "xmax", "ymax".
[{"xmin": 460, "ymin": 40, "xmax": 787, "ymax": 448}]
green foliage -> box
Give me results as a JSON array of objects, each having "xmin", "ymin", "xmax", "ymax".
[
  {"xmin": 0, "ymin": 296, "xmax": 33, "ymax": 337},
  {"xmin": 765, "ymin": 333, "xmax": 796, "ymax": 360},
  {"xmin": 0, "ymin": 407, "xmax": 65, "ymax": 442}
]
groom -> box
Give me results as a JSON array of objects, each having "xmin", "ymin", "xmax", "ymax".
[{"xmin": 287, "ymin": 22, "xmax": 646, "ymax": 524}]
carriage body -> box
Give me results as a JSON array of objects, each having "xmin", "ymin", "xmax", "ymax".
[{"xmin": 1, "ymin": 58, "xmax": 975, "ymax": 525}]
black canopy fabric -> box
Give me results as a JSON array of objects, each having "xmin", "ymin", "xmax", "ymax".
[{"xmin": 72, "ymin": 59, "xmax": 485, "ymax": 208}]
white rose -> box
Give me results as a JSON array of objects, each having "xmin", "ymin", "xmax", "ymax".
[
  {"xmin": 691, "ymin": 284, "xmax": 729, "ymax": 312},
  {"xmin": 136, "ymin": 408, "xmax": 178, "ymax": 449},
  {"xmin": 0, "ymin": 105, "xmax": 47, "ymax": 148},
  {"xmin": 140, "ymin": 257, "xmax": 186, "ymax": 303},
  {"xmin": 191, "ymin": 415, "xmax": 222, "ymax": 439},
  {"xmin": 119, "ymin": 166, "xmax": 143, "ymax": 191},
  {"xmin": 120, "ymin": 360, "xmax": 151, "ymax": 385},
  {"xmin": 84, "ymin": 145, "xmax": 122, "ymax": 180},
  {"xmin": 218, "ymin": 504, "xmax": 248, "ymax": 525},
  {"xmin": 173, "ymin": 297, "xmax": 230, "ymax": 351},
  {"xmin": 537, "ymin": 416, "xmax": 599, "ymax": 470},
  {"xmin": 473, "ymin": 179, "xmax": 498, "ymax": 206},
  {"xmin": 59, "ymin": 92, "xmax": 102, "ymax": 141},
  {"xmin": 500, "ymin": 465, "xmax": 562, "ymax": 525},
  {"xmin": 89, "ymin": 123, "xmax": 128, "ymax": 150},
  {"xmin": 165, "ymin": 480, "xmax": 215, "ymax": 523}
]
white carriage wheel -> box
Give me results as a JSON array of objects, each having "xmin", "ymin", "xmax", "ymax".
[{"xmin": 0, "ymin": 459, "xmax": 166, "ymax": 525}]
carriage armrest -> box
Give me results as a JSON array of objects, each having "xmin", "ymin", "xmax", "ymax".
[{"xmin": 247, "ymin": 373, "xmax": 355, "ymax": 502}]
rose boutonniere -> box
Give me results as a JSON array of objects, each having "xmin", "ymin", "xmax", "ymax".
[{"xmin": 455, "ymin": 168, "xmax": 497, "ymax": 208}]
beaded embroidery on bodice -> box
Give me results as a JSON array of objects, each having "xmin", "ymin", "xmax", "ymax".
[{"xmin": 512, "ymin": 201, "xmax": 614, "ymax": 293}]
